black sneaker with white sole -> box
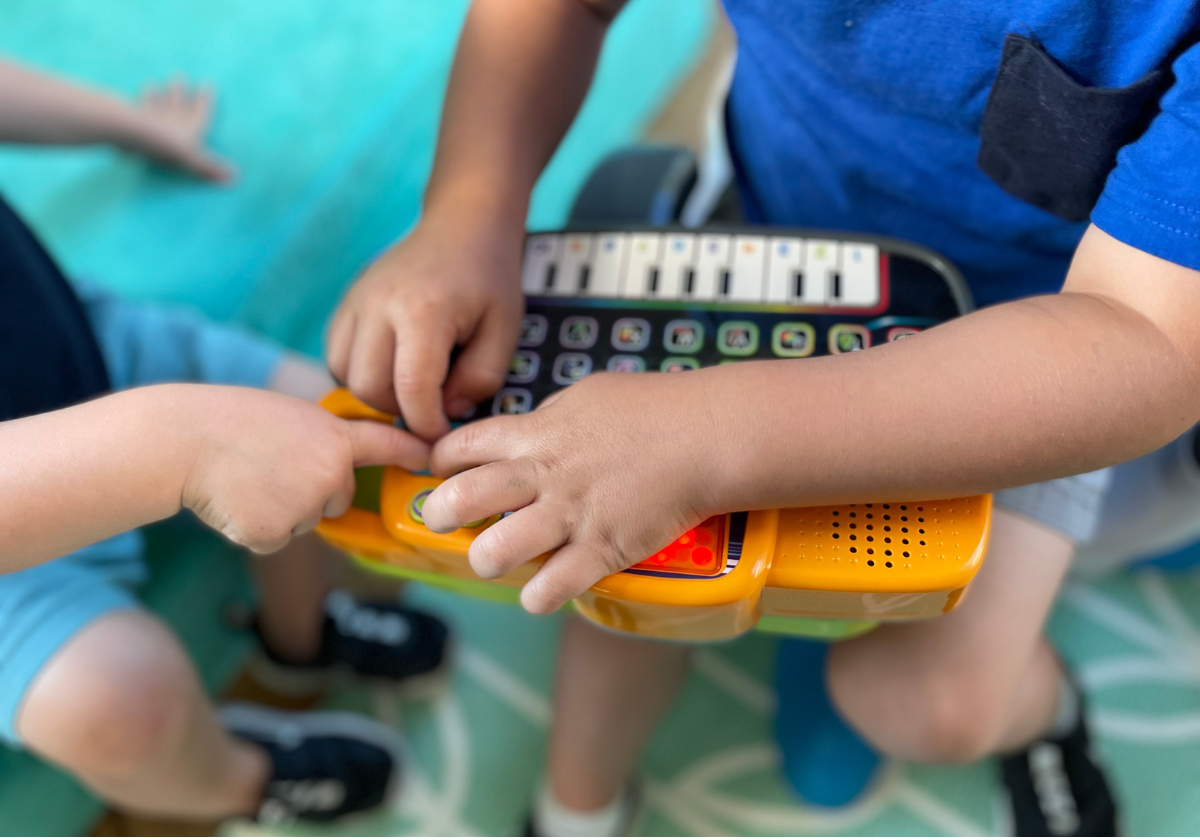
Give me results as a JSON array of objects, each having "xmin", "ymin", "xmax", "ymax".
[
  {"xmin": 999, "ymin": 703, "xmax": 1119, "ymax": 836},
  {"xmin": 220, "ymin": 703, "xmax": 402, "ymax": 826},
  {"xmin": 251, "ymin": 589, "xmax": 450, "ymax": 696}
]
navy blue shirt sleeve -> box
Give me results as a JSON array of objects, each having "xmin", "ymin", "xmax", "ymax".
[{"xmin": 1092, "ymin": 39, "xmax": 1200, "ymax": 272}]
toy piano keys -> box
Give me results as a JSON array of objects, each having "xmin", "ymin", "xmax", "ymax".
[{"xmin": 317, "ymin": 226, "xmax": 992, "ymax": 643}]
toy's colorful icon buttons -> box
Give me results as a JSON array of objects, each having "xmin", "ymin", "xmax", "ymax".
[
  {"xmin": 560, "ymin": 316, "xmax": 598, "ymax": 349},
  {"xmin": 663, "ymin": 319, "xmax": 704, "ymax": 353},
  {"xmin": 717, "ymin": 321, "xmax": 759, "ymax": 356},
  {"xmin": 408, "ymin": 488, "xmax": 433, "ymax": 525},
  {"xmin": 611, "ymin": 317, "xmax": 651, "ymax": 351},
  {"xmin": 829, "ymin": 324, "xmax": 871, "ymax": 354},
  {"xmin": 887, "ymin": 326, "xmax": 921, "ymax": 342},
  {"xmin": 772, "ymin": 322, "xmax": 816, "ymax": 357},
  {"xmin": 607, "ymin": 354, "xmax": 646, "ymax": 373},
  {"xmin": 632, "ymin": 515, "xmax": 725, "ymax": 577},
  {"xmin": 552, "ymin": 352, "xmax": 593, "ymax": 385},
  {"xmin": 492, "ymin": 388, "xmax": 532, "ymax": 415},
  {"xmin": 660, "ymin": 356, "xmax": 700, "ymax": 373},
  {"xmin": 519, "ymin": 314, "xmax": 548, "ymax": 348},
  {"xmin": 507, "ymin": 351, "xmax": 540, "ymax": 384}
]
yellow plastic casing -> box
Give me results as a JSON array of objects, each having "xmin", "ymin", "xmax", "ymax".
[{"xmin": 315, "ymin": 390, "xmax": 992, "ymax": 642}]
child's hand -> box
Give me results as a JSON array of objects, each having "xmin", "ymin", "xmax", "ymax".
[
  {"xmin": 421, "ymin": 371, "xmax": 725, "ymax": 613},
  {"xmin": 178, "ymin": 385, "xmax": 428, "ymax": 554},
  {"xmin": 327, "ymin": 213, "xmax": 525, "ymax": 442},
  {"xmin": 121, "ymin": 80, "xmax": 234, "ymax": 182}
]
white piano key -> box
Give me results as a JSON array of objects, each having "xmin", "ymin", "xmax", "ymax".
[
  {"xmin": 657, "ymin": 234, "xmax": 695, "ymax": 300},
  {"xmin": 765, "ymin": 237, "xmax": 801, "ymax": 304},
  {"xmin": 726, "ymin": 236, "xmax": 768, "ymax": 302},
  {"xmin": 552, "ymin": 234, "xmax": 593, "ymax": 296},
  {"xmin": 521, "ymin": 234, "xmax": 561, "ymax": 295},
  {"xmin": 836, "ymin": 242, "xmax": 881, "ymax": 307},
  {"xmin": 691, "ymin": 234, "xmax": 730, "ymax": 301},
  {"xmin": 588, "ymin": 233, "xmax": 628, "ymax": 297},
  {"xmin": 621, "ymin": 233, "xmax": 664, "ymax": 299},
  {"xmin": 804, "ymin": 239, "xmax": 839, "ymax": 303}
]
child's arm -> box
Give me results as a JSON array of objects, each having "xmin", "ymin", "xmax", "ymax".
[
  {"xmin": 328, "ymin": 0, "xmax": 626, "ymax": 440},
  {"xmin": 0, "ymin": 57, "xmax": 232, "ymax": 181},
  {"xmin": 0, "ymin": 384, "xmax": 427, "ymax": 574},
  {"xmin": 422, "ymin": 226, "xmax": 1200, "ymax": 614}
]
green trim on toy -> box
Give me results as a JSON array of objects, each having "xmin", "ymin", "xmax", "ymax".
[
  {"xmin": 755, "ymin": 615, "xmax": 877, "ymax": 640},
  {"xmin": 353, "ymin": 552, "xmax": 878, "ymax": 639}
]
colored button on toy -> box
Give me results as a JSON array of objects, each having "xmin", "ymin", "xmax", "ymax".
[
  {"xmin": 664, "ymin": 319, "xmax": 704, "ymax": 353},
  {"xmin": 829, "ymin": 324, "xmax": 871, "ymax": 354},
  {"xmin": 661, "ymin": 356, "xmax": 700, "ymax": 373},
  {"xmin": 772, "ymin": 322, "xmax": 815, "ymax": 357},
  {"xmin": 408, "ymin": 489, "xmax": 433, "ymax": 525},
  {"xmin": 717, "ymin": 321, "xmax": 759, "ymax": 356}
]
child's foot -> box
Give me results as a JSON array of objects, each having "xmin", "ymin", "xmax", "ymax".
[
  {"xmin": 999, "ymin": 687, "xmax": 1118, "ymax": 836},
  {"xmin": 524, "ymin": 781, "xmax": 641, "ymax": 836},
  {"xmin": 219, "ymin": 703, "xmax": 402, "ymax": 825},
  {"xmin": 251, "ymin": 589, "xmax": 450, "ymax": 696}
]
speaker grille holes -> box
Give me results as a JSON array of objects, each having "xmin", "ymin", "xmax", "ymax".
[
  {"xmin": 867, "ymin": 548, "xmax": 874, "ymax": 555},
  {"xmin": 884, "ymin": 537, "xmax": 892, "ymax": 543},
  {"xmin": 849, "ymin": 547, "xmax": 857, "ymax": 553},
  {"xmin": 917, "ymin": 517, "xmax": 925, "ymax": 522},
  {"xmin": 900, "ymin": 505, "xmax": 907, "ymax": 510},
  {"xmin": 883, "ymin": 514, "xmax": 891, "ymax": 520},
  {"xmin": 902, "ymin": 538, "xmax": 909, "ymax": 544},
  {"xmin": 883, "ymin": 525, "xmax": 891, "ymax": 532},
  {"xmin": 832, "ymin": 533, "xmax": 840, "ymax": 539},
  {"xmin": 901, "ymin": 516, "xmax": 908, "ymax": 521},
  {"xmin": 882, "ymin": 504, "xmax": 891, "ymax": 509},
  {"xmin": 849, "ymin": 512, "xmax": 857, "ymax": 518},
  {"xmin": 849, "ymin": 534, "xmax": 857, "ymax": 540},
  {"xmin": 885, "ymin": 561, "xmax": 893, "ymax": 567},
  {"xmin": 832, "ymin": 510, "xmax": 839, "ymax": 516},
  {"xmin": 866, "ymin": 535, "xmax": 874, "ymax": 542},
  {"xmin": 919, "ymin": 528, "xmax": 925, "ymax": 534},
  {"xmin": 919, "ymin": 540, "xmax": 926, "ymax": 546},
  {"xmin": 832, "ymin": 521, "xmax": 839, "ymax": 527},
  {"xmin": 865, "ymin": 504, "xmax": 873, "ymax": 508},
  {"xmin": 865, "ymin": 524, "xmax": 872, "ymax": 530},
  {"xmin": 903, "ymin": 551, "xmax": 910, "ymax": 557},
  {"xmin": 850, "ymin": 522, "xmax": 857, "ymax": 529},
  {"xmin": 884, "ymin": 549, "xmax": 892, "ymax": 556},
  {"xmin": 917, "ymin": 507, "xmax": 924, "ymax": 511},
  {"xmin": 902, "ymin": 527, "xmax": 909, "ymax": 533},
  {"xmin": 867, "ymin": 560, "xmax": 875, "ymax": 566}
]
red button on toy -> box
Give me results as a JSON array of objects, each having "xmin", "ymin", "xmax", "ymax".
[{"xmin": 632, "ymin": 516, "xmax": 725, "ymax": 576}]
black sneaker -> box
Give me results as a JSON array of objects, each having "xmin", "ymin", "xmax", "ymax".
[
  {"xmin": 220, "ymin": 703, "xmax": 402, "ymax": 826},
  {"xmin": 999, "ymin": 702, "xmax": 1119, "ymax": 836},
  {"xmin": 251, "ymin": 589, "xmax": 450, "ymax": 696}
]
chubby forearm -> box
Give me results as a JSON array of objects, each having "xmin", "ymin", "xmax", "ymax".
[
  {"xmin": 708, "ymin": 239, "xmax": 1200, "ymax": 510},
  {"xmin": 0, "ymin": 386, "xmax": 195, "ymax": 572},
  {"xmin": 423, "ymin": 0, "xmax": 618, "ymax": 226},
  {"xmin": 0, "ymin": 58, "xmax": 149, "ymax": 147}
]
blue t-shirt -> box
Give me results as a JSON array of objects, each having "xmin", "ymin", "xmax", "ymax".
[{"xmin": 721, "ymin": 1, "xmax": 1200, "ymax": 306}]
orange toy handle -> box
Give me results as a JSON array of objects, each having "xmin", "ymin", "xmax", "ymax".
[{"xmin": 319, "ymin": 388, "xmax": 396, "ymax": 424}]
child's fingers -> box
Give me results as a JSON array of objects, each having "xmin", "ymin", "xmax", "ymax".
[
  {"xmin": 519, "ymin": 541, "xmax": 613, "ymax": 614},
  {"xmin": 391, "ymin": 312, "xmax": 456, "ymax": 442},
  {"xmin": 322, "ymin": 469, "xmax": 358, "ymax": 520},
  {"xmin": 345, "ymin": 315, "xmax": 398, "ymax": 413},
  {"xmin": 467, "ymin": 503, "xmax": 570, "ymax": 580},
  {"xmin": 421, "ymin": 458, "xmax": 539, "ymax": 532},
  {"xmin": 326, "ymin": 311, "xmax": 356, "ymax": 384},
  {"xmin": 429, "ymin": 414, "xmax": 526, "ymax": 476},
  {"xmin": 442, "ymin": 306, "xmax": 521, "ymax": 417},
  {"xmin": 344, "ymin": 419, "xmax": 430, "ymax": 471}
]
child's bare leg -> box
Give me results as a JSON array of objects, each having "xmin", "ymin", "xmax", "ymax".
[
  {"xmin": 826, "ymin": 508, "xmax": 1073, "ymax": 763},
  {"xmin": 18, "ymin": 612, "xmax": 268, "ymax": 820},
  {"xmin": 251, "ymin": 533, "xmax": 337, "ymax": 663},
  {"xmin": 546, "ymin": 615, "xmax": 691, "ymax": 810}
]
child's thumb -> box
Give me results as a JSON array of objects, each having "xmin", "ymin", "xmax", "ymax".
[{"xmin": 345, "ymin": 419, "xmax": 430, "ymax": 471}]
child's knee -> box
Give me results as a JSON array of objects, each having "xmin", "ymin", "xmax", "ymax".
[
  {"xmin": 22, "ymin": 615, "xmax": 199, "ymax": 776},
  {"xmin": 826, "ymin": 643, "xmax": 1005, "ymax": 764}
]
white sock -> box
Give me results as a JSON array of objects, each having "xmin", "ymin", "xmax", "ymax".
[
  {"xmin": 1046, "ymin": 671, "xmax": 1081, "ymax": 740},
  {"xmin": 533, "ymin": 780, "xmax": 632, "ymax": 837}
]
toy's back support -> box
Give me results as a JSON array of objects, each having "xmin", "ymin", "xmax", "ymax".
[{"xmin": 317, "ymin": 226, "xmax": 991, "ymax": 642}]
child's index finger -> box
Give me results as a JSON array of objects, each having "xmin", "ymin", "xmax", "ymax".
[{"xmin": 429, "ymin": 413, "xmax": 527, "ymax": 477}]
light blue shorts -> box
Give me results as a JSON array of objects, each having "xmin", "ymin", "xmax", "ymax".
[{"xmin": 0, "ymin": 285, "xmax": 282, "ymax": 745}]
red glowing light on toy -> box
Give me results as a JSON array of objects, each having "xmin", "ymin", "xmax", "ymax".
[{"xmin": 633, "ymin": 517, "xmax": 724, "ymax": 576}]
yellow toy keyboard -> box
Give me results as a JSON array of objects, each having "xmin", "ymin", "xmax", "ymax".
[{"xmin": 317, "ymin": 226, "xmax": 992, "ymax": 643}]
